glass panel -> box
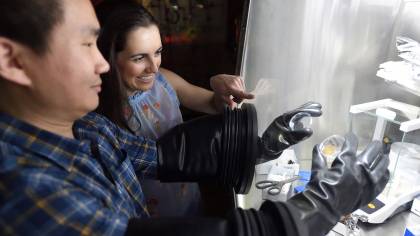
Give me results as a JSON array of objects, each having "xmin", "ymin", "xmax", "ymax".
[{"xmin": 349, "ymin": 101, "xmax": 420, "ymax": 201}]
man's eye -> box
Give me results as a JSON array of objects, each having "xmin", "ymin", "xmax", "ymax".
[{"xmin": 83, "ymin": 43, "xmax": 93, "ymax": 47}]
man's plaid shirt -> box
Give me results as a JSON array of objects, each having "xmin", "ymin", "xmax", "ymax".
[{"xmin": 0, "ymin": 112, "xmax": 157, "ymax": 235}]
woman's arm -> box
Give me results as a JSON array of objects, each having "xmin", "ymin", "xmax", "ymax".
[{"xmin": 160, "ymin": 68, "xmax": 254, "ymax": 114}]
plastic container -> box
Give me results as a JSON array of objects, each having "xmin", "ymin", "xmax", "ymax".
[
  {"xmin": 289, "ymin": 112, "xmax": 313, "ymax": 131},
  {"xmin": 319, "ymin": 135, "xmax": 345, "ymax": 167}
]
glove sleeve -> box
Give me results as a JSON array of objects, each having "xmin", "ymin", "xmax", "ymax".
[
  {"xmin": 273, "ymin": 133, "xmax": 390, "ymax": 236},
  {"xmin": 156, "ymin": 103, "xmax": 258, "ymax": 194},
  {"xmin": 125, "ymin": 217, "xmax": 231, "ymax": 236}
]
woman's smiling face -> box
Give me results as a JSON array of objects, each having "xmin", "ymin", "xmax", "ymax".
[{"xmin": 116, "ymin": 25, "xmax": 162, "ymax": 95}]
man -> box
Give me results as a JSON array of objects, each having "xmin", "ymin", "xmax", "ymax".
[{"xmin": 0, "ymin": 0, "xmax": 389, "ymax": 235}]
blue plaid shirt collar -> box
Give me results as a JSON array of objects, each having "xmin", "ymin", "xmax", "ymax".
[{"xmin": 0, "ymin": 111, "xmax": 90, "ymax": 171}]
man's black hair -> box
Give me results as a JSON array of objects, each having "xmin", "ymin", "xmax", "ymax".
[{"xmin": 0, "ymin": 0, "xmax": 63, "ymax": 54}]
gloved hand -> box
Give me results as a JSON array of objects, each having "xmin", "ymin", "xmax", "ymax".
[
  {"xmin": 258, "ymin": 102, "xmax": 322, "ymax": 162},
  {"xmin": 273, "ymin": 133, "xmax": 390, "ymax": 236},
  {"xmin": 128, "ymin": 132, "xmax": 390, "ymax": 236}
]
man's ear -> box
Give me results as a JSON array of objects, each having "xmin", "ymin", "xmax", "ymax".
[{"xmin": 0, "ymin": 37, "xmax": 32, "ymax": 86}]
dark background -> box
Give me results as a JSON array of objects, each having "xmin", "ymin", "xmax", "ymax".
[{"xmin": 145, "ymin": 0, "xmax": 245, "ymax": 120}]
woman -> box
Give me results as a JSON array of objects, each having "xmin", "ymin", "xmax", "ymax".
[{"xmin": 95, "ymin": 1, "xmax": 253, "ymax": 217}]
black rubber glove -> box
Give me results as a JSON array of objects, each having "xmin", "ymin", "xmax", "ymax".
[
  {"xmin": 258, "ymin": 102, "xmax": 322, "ymax": 163},
  {"xmin": 126, "ymin": 132, "xmax": 389, "ymax": 236},
  {"xmin": 156, "ymin": 104, "xmax": 258, "ymax": 194},
  {"xmin": 126, "ymin": 217, "xmax": 231, "ymax": 236},
  {"xmin": 156, "ymin": 113, "xmax": 223, "ymax": 182},
  {"xmin": 273, "ymin": 133, "xmax": 390, "ymax": 236}
]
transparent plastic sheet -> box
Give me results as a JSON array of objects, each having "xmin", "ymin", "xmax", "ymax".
[
  {"xmin": 377, "ymin": 36, "xmax": 420, "ymax": 96},
  {"xmin": 397, "ymin": 36, "xmax": 420, "ymax": 66}
]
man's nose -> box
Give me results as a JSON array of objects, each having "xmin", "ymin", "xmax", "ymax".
[{"xmin": 95, "ymin": 48, "xmax": 110, "ymax": 74}]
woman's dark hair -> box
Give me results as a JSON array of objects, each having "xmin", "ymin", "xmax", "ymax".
[
  {"xmin": 95, "ymin": 0, "xmax": 158, "ymax": 131},
  {"xmin": 0, "ymin": 0, "xmax": 63, "ymax": 55}
]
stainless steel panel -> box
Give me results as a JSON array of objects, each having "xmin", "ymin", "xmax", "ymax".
[
  {"xmin": 238, "ymin": 0, "xmax": 420, "ymax": 209},
  {"xmin": 241, "ymin": 0, "xmax": 420, "ymax": 164}
]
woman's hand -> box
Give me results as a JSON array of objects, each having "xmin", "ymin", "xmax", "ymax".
[{"xmin": 210, "ymin": 74, "xmax": 254, "ymax": 109}]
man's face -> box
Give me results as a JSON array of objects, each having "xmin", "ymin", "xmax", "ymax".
[{"xmin": 23, "ymin": 0, "xmax": 109, "ymax": 121}]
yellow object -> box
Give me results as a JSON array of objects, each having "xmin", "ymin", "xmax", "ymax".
[
  {"xmin": 322, "ymin": 144, "xmax": 336, "ymax": 156},
  {"xmin": 368, "ymin": 203, "xmax": 376, "ymax": 209}
]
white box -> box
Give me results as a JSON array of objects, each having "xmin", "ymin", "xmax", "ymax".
[{"xmin": 411, "ymin": 196, "xmax": 420, "ymax": 217}]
